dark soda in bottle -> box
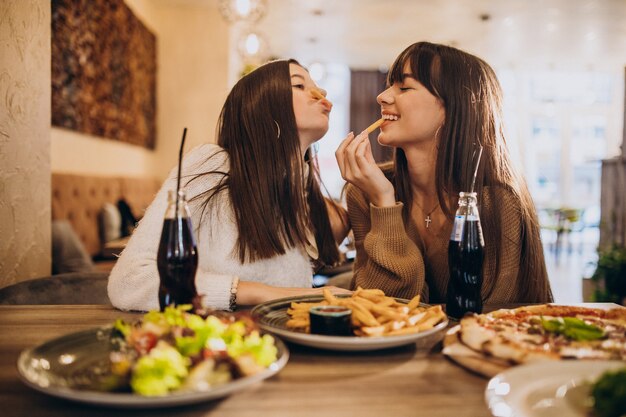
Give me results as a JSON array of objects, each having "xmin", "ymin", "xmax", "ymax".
[
  {"xmin": 446, "ymin": 191, "xmax": 484, "ymax": 319},
  {"xmin": 157, "ymin": 189, "xmax": 198, "ymax": 310}
]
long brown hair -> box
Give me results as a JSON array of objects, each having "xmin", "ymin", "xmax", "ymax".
[
  {"xmin": 387, "ymin": 42, "xmax": 552, "ymax": 302},
  {"xmin": 189, "ymin": 59, "xmax": 340, "ymax": 266}
]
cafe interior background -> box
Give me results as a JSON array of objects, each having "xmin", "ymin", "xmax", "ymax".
[{"xmin": 1, "ymin": 0, "xmax": 625, "ymax": 304}]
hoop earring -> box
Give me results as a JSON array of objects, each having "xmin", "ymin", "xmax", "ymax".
[
  {"xmin": 434, "ymin": 124, "xmax": 442, "ymax": 139},
  {"xmin": 273, "ymin": 120, "xmax": 281, "ymax": 139}
]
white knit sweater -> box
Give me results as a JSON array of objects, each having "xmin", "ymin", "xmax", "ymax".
[{"xmin": 107, "ymin": 144, "xmax": 315, "ymax": 311}]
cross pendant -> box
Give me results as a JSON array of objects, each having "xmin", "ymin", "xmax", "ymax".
[{"xmin": 425, "ymin": 215, "xmax": 432, "ymax": 228}]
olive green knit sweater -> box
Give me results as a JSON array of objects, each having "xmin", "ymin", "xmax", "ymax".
[{"xmin": 346, "ymin": 184, "xmax": 553, "ymax": 304}]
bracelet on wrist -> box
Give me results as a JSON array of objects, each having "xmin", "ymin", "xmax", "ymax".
[{"xmin": 229, "ymin": 277, "xmax": 240, "ymax": 311}]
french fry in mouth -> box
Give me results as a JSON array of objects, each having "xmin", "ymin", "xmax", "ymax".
[
  {"xmin": 310, "ymin": 89, "xmax": 326, "ymax": 100},
  {"xmin": 365, "ymin": 118, "xmax": 384, "ymax": 134}
]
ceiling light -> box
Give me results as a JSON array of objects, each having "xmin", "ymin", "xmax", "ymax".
[
  {"xmin": 237, "ymin": 29, "xmax": 268, "ymax": 59},
  {"xmin": 245, "ymin": 33, "xmax": 260, "ymax": 55},
  {"xmin": 218, "ymin": 0, "xmax": 268, "ymax": 23}
]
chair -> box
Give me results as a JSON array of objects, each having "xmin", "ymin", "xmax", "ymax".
[
  {"xmin": 540, "ymin": 207, "xmax": 586, "ymax": 264},
  {"xmin": 0, "ymin": 272, "xmax": 110, "ymax": 305},
  {"xmin": 555, "ymin": 208, "xmax": 585, "ymax": 256}
]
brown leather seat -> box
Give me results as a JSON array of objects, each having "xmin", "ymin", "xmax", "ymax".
[{"xmin": 51, "ymin": 174, "xmax": 161, "ymax": 257}]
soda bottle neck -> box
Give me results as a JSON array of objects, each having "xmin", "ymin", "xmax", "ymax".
[
  {"xmin": 165, "ymin": 189, "xmax": 191, "ymax": 219},
  {"xmin": 456, "ymin": 191, "xmax": 479, "ymax": 217},
  {"xmin": 458, "ymin": 191, "xmax": 477, "ymax": 204},
  {"xmin": 167, "ymin": 189, "xmax": 187, "ymax": 200}
]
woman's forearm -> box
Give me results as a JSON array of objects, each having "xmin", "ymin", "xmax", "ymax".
[{"xmin": 235, "ymin": 280, "xmax": 350, "ymax": 306}]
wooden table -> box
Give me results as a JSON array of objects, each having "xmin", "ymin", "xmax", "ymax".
[{"xmin": 0, "ymin": 305, "xmax": 493, "ymax": 417}]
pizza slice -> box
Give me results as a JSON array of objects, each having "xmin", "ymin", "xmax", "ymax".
[{"xmin": 459, "ymin": 304, "xmax": 626, "ymax": 364}]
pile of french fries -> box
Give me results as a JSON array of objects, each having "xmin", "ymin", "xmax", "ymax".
[{"xmin": 286, "ymin": 287, "xmax": 447, "ymax": 337}]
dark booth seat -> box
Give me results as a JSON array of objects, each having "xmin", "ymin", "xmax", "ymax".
[{"xmin": 0, "ymin": 272, "xmax": 110, "ymax": 305}]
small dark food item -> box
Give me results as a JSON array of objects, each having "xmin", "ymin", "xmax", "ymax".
[
  {"xmin": 592, "ymin": 368, "xmax": 626, "ymax": 417},
  {"xmin": 309, "ymin": 306, "xmax": 352, "ymax": 336}
]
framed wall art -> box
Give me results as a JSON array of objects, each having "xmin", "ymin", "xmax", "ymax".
[{"xmin": 52, "ymin": 0, "xmax": 157, "ymax": 149}]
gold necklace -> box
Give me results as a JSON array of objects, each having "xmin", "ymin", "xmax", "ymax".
[{"xmin": 415, "ymin": 201, "xmax": 440, "ymax": 229}]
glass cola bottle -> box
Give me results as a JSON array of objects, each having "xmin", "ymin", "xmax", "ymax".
[
  {"xmin": 157, "ymin": 189, "xmax": 198, "ymax": 310},
  {"xmin": 446, "ymin": 191, "xmax": 484, "ymax": 319}
]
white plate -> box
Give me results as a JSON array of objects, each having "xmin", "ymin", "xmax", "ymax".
[
  {"xmin": 485, "ymin": 360, "xmax": 625, "ymax": 417},
  {"xmin": 17, "ymin": 326, "xmax": 289, "ymax": 408},
  {"xmin": 251, "ymin": 294, "xmax": 448, "ymax": 351}
]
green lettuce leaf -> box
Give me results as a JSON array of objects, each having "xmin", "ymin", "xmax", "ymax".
[
  {"xmin": 130, "ymin": 342, "xmax": 189, "ymax": 396},
  {"xmin": 227, "ymin": 330, "xmax": 277, "ymax": 367},
  {"xmin": 175, "ymin": 315, "xmax": 227, "ymax": 357}
]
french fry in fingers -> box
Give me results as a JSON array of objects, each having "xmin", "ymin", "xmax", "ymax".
[{"xmin": 365, "ymin": 118, "xmax": 384, "ymax": 134}]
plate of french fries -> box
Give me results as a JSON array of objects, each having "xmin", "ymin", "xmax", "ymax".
[{"xmin": 250, "ymin": 287, "xmax": 449, "ymax": 351}]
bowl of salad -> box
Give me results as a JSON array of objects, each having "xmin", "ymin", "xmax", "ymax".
[{"xmin": 17, "ymin": 305, "xmax": 289, "ymax": 408}]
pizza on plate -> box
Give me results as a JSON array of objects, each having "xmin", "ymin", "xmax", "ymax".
[{"xmin": 459, "ymin": 304, "xmax": 626, "ymax": 363}]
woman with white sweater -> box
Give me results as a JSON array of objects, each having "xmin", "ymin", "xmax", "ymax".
[{"xmin": 108, "ymin": 59, "xmax": 350, "ymax": 312}]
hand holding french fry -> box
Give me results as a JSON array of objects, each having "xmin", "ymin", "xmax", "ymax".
[
  {"xmin": 335, "ymin": 126, "xmax": 396, "ymax": 207},
  {"xmin": 286, "ymin": 287, "xmax": 447, "ymax": 337}
]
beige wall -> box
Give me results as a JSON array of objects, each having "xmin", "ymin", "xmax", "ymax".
[
  {"xmin": 0, "ymin": 0, "xmax": 51, "ymax": 286},
  {"xmin": 51, "ymin": 129, "xmax": 155, "ymax": 176},
  {"xmin": 0, "ymin": 0, "xmax": 229, "ymax": 288},
  {"xmin": 51, "ymin": 0, "xmax": 230, "ymax": 180}
]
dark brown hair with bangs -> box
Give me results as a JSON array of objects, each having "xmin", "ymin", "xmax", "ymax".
[
  {"xmin": 387, "ymin": 42, "xmax": 551, "ymax": 302},
  {"xmin": 189, "ymin": 59, "xmax": 340, "ymax": 266}
]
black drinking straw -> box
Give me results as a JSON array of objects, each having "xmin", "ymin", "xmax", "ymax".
[
  {"xmin": 469, "ymin": 143, "xmax": 484, "ymax": 194},
  {"xmin": 175, "ymin": 127, "xmax": 188, "ymax": 218}
]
